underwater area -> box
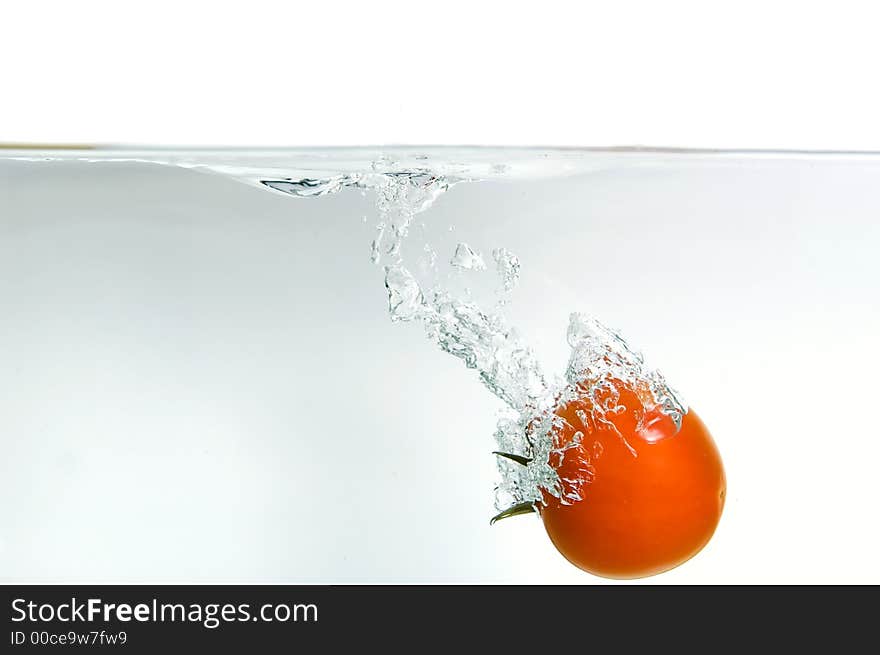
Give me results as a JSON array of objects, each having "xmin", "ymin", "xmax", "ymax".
[{"xmin": 1, "ymin": 147, "xmax": 878, "ymax": 582}]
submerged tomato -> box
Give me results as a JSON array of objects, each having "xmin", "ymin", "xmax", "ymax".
[{"xmin": 539, "ymin": 385, "xmax": 726, "ymax": 579}]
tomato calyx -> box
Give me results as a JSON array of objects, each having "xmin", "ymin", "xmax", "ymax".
[
  {"xmin": 490, "ymin": 450, "xmax": 538, "ymax": 524},
  {"xmin": 492, "ymin": 451, "xmax": 532, "ymax": 466},
  {"xmin": 489, "ymin": 502, "xmax": 536, "ymax": 525}
]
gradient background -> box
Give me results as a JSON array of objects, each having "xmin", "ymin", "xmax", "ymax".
[{"xmin": 1, "ymin": 153, "xmax": 878, "ymax": 582}]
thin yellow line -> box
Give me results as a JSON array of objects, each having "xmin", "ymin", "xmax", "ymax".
[{"xmin": 0, "ymin": 143, "xmax": 97, "ymax": 150}]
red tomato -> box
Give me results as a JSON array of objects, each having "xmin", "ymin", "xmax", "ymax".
[{"xmin": 539, "ymin": 385, "xmax": 726, "ymax": 578}]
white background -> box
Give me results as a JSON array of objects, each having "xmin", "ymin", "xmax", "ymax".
[
  {"xmin": 2, "ymin": 0, "xmax": 880, "ymax": 150},
  {"xmin": 3, "ymin": 1, "xmax": 880, "ymax": 585}
]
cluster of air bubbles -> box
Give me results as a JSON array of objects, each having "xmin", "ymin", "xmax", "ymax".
[
  {"xmin": 492, "ymin": 313, "xmax": 687, "ymax": 510},
  {"xmin": 370, "ymin": 172, "xmax": 453, "ymax": 265},
  {"xmin": 492, "ymin": 247, "xmax": 521, "ymax": 296},
  {"xmin": 565, "ymin": 314, "xmax": 687, "ymax": 433},
  {"xmin": 270, "ymin": 164, "xmax": 688, "ymax": 513},
  {"xmin": 358, "ymin": 169, "xmax": 688, "ymax": 512}
]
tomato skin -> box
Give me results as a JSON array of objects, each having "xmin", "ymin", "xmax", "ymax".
[{"xmin": 540, "ymin": 388, "xmax": 726, "ymax": 579}]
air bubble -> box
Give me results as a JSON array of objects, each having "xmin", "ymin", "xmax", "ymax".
[{"xmin": 450, "ymin": 243, "xmax": 487, "ymax": 271}]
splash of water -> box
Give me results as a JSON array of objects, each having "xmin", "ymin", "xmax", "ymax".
[
  {"xmin": 271, "ymin": 167, "xmax": 687, "ymax": 511},
  {"xmin": 364, "ymin": 171, "xmax": 687, "ymax": 511},
  {"xmin": 493, "ymin": 313, "xmax": 688, "ymax": 509},
  {"xmin": 367, "ymin": 174, "xmax": 548, "ymax": 415}
]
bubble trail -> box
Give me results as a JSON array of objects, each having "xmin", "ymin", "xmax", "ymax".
[{"xmin": 273, "ymin": 166, "xmax": 687, "ymax": 511}]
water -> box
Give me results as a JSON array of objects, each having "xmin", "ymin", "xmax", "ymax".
[
  {"xmin": 343, "ymin": 170, "xmax": 685, "ymax": 512},
  {"xmin": 1, "ymin": 147, "xmax": 879, "ymax": 583}
]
